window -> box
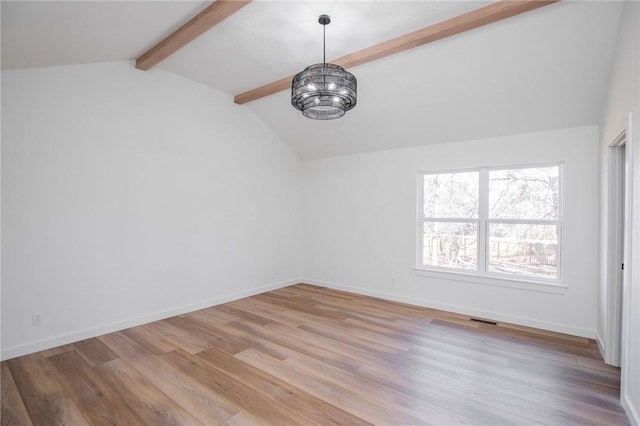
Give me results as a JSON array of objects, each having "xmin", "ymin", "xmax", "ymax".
[{"xmin": 418, "ymin": 164, "xmax": 562, "ymax": 283}]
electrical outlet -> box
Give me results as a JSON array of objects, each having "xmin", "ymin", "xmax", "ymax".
[{"xmin": 32, "ymin": 313, "xmax": 42, "ymax": 326}]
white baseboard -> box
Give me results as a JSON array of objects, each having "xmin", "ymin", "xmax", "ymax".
[
  {"xmin": 623, "ymin": 392, "xmax": 640, "ymax": 426},
  {"xmin": 596, "ymin": 331, "xmax": 606, "ymax": 359},
  {"xmin": 1, "ymin": 278, "xmax": 300, "ymax": 361},
  {"xmin": 303, "ymin": 278, "xmax": 595, "ymax": 339}
]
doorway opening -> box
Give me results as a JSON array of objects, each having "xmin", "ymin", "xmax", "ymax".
[{"xmin": 606, "ymin": 129, "xmax": 627, "ymax": 367}]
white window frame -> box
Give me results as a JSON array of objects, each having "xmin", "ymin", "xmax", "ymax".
[{"xmin": 415, "ymin": 163, "xmax": 565, "ymax": 292}]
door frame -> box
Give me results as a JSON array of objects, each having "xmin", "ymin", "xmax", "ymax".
[{"xmin": 605, "ymin": 115, "xmax": 632, "ymax": 367}]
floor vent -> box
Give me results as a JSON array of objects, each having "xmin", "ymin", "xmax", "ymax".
[{"xmin": 470, "ymin": 318, "xmax": 498, "ymax": 325}]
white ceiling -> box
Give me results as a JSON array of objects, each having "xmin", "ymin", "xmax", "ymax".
[{"xmin": 1, "ymin": 1, "xmax": 624, "ymax": 159}]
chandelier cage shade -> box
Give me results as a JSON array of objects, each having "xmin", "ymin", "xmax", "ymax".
[{"xmin": 291, "ymin": 15, "xmax": 357, "ymax": 120}]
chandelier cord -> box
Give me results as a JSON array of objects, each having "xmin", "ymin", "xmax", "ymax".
[{"xmin": 323, "ymin": 24, "xmax": 326, "ymax": 64}]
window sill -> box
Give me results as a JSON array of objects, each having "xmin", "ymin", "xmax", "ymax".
[{"xmin": 413, "ymin": 267, "xmax": 567, "ymax": 294}]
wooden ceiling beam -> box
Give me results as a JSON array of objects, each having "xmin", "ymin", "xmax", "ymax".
[
  {"xmin": 234, "ymin": 0, "xmax": 558, "ymax": 105},
  {"xmin": 136, "ymin": 0, "xmax": 251, "ymax": 71}
]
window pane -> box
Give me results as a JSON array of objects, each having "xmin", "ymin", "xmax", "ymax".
[
  {"xmin": 488, "ymin": 223, "xmax": 558, "ymax": 279},
  {"xmin": 489, "ymin": 166, "xmax": 559, "ymax": 220},
  {"xmin": 423, "ymin": 221, "xmax": 477, "ymax": 270},
  {"xmin": 424, "ymin": 172, "xmax": 478, "ymax": 218}
]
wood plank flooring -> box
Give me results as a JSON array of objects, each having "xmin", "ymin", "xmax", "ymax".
[{"xmin": 1, "ymin": 284, "xmax": 630, "ymax": 425}]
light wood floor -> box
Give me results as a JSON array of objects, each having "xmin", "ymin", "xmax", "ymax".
[{"xmin": 2, "ymin": 284, "xmax": 630, "ymax": 425}]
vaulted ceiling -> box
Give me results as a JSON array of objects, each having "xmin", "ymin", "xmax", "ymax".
[{"xmin": 1, "ymin": 1, "xmax": 624, "ymax": 159}]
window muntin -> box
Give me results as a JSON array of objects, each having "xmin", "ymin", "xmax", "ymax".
[{"xmin": 419, "ymin": 164, "xmax": 562, "ymax": 283}]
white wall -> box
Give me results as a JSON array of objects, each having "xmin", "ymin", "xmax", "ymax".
[
  {"xmin": 599, "ymin": 1, "xmax": 640, "ymax": 424},
  {"xmin": 302, "ymin": 126, "xmax": 600, "ymax": 337},
  {"xmin": 0, "ymin": 3, "xmax": 3, "ymax": 360},
  {"xmin": 1, "ymin": 61, "xmax": 303, "ymax": 359}
]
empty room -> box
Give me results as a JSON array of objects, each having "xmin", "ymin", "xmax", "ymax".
[{"xmin": 1, "ymin": 0, "xmax": 639, "ymax": 425}]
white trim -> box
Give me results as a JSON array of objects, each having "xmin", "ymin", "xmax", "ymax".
[
  {"xmin": 303, "ymin": 277, "xmax": 593, "ymax": 338},
  {"xmin": 605, "ymin": 134, "xmax": 627, "ymax": 366},
  {"xmin": 413, "ymin": 267, "xmax": 566, "ymax": 294},
  {"xmin": 0, "ymin": 278, "xmax": 300, "ymax": 361},
  {"xmin": 620, "ymin": 111, "xmax": 635, "ymax": 416},
  {"xmin": 423, "ymin": 217, "xmax": 479, "ymax": 223},
  {"xmin": 557, "ymin": 162, "xmax": 565, "ymax": 283},
  {"xmin": 486, "ymin": 218, "xmax": 560, "ymax": 225},
  {"xmin": 611, "ymin": 128, "xmax": 628, "ymax": 147},
  {"xmin": 416, "ymin": 173, "xmax": 425, "ymax": 269},
  {"xmin": 595, "ymin": 331, "xmax": 606, "ymax": 360},
  {"xmin": 622, "ymin": 393, "xmax": 640, "ymax": 426},
  {"xmin": 479, "ymin": 166, "xmax": 489, "ymax": 271}
]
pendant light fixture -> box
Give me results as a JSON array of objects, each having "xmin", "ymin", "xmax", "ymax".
[{"xmin": 291, "ymin": 15, "xmax": 357, "ymax": 120}]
